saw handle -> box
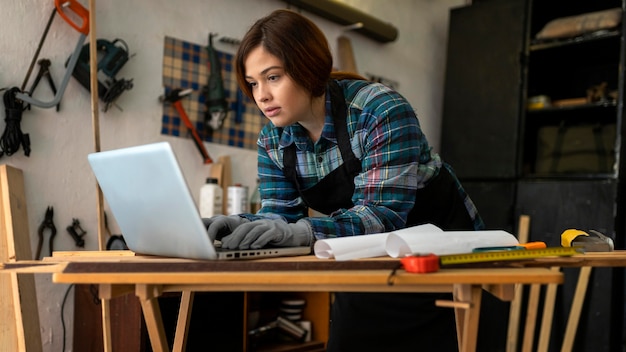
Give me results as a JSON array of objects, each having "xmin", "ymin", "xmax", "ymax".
[{"xmin": 55, "ymin": 0, "xmax": 89, "ymax": 35}]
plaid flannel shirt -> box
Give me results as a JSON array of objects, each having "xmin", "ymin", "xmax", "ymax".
[{"xmin": 245, "ymin": 79, "xmax": 482, "ymax": 240}]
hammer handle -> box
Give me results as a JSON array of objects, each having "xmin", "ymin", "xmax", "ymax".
[{"xmin": 173, "ymin": 101, "xmax": 213, "ymax": 164}]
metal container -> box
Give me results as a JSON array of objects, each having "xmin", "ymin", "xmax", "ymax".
[{"xmin": 227, "ymin": 184, "xmax": 249, "ymax": 215}]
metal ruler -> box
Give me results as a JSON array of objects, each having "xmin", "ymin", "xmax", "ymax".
[{"xmin": 439, "ymin": 247, "xmax": 581, "ymax": 266}]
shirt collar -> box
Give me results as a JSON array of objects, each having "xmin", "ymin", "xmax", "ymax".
[{"xmin": 278, "ymin": 88, "xmax": 339, "ymax": 151}]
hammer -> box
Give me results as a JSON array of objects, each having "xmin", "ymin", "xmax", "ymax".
[
  {"xmin": 561, "ymin": 229, "xmax": 614, "ymax": 252},
  {"xmin": 159, "ymin": 88, "xmax": 213, "ymax": 164}
]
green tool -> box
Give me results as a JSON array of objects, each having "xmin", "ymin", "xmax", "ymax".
[{"xmin": 203, "ymin": 33, "xmax": 229, "ymax": 133}]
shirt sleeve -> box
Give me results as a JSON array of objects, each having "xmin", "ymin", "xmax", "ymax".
[{"xmin": 243, "ymin": 126, "xmax": 309, "ymax": 223}]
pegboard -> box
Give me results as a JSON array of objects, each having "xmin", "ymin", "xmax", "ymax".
[{"xmin": 161, "ymin": 36, "xmax": 264, "ymax": 150}]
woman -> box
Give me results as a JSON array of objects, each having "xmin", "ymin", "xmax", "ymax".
[{"xmin": 205, "ymin": 9, "xmax": 484, "ymax": 351}]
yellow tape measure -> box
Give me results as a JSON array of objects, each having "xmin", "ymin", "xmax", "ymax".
[{"xmin": 439, "ymin": 247, "xmax": 581, "ymax": 266}]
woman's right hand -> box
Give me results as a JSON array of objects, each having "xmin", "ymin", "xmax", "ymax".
[{"xmin": 203, "ymin": 215, "xmax": 250, "ymax": 242}]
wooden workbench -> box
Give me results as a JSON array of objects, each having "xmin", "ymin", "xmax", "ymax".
[{"xmin": 4, "ymin": 251, "xmax": 564, "ymax": 352}]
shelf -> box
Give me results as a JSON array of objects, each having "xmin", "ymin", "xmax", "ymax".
[
  {"xmin": 442, "ymin": 2, "xmax": 626, "ymax": 346},
  {"xmin": 522, "ymin": 172, "xmax": 618, "ymax": 180},
  {"xmin": 526, "ymin": 100, "xmax": 618, "ymax": 114},
  {"xmin": 529, "ymin": 29, "xmax": 621, "ymax": 51}
]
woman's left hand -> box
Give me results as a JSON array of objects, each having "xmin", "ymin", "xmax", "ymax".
[{"xmin": 220, "ymin": 219, "xmax": 313, "ymax": 249}]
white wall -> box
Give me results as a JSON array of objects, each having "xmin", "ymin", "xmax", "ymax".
[{"xmin": 0, "ymin": 0, "xmax": 464, "ymax": 350}]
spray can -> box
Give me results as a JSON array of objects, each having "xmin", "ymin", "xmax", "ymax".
[
  {"xmin": 227, "ymin": 184, "xmax": 249, "ymax": 215},
  {"xmin": 199, "ymin": 177, "xmax": 223, "ymax": 217}
]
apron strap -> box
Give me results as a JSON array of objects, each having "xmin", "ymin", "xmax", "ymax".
[{"xmin": 283, "ymin": 80, "xmax": 361, "ymax": 190}]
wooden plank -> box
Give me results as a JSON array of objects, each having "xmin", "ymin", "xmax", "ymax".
[
  {"xmin": 507, "ymin": 214, "xmax": 530, "ymax": 351},
  {"xmin": 483, "ymin": 282, "xmax": 515, "ymax": 301},
  {"xmin": 58, "ymin": 259, "xmax": 401, "ymax": 273},
  {"xmin": 561, "ymin": 266, "xmax": 592, "ymax": 352},
  {"xmin": 54, "ymin": 265, "xmax": 563, "ymax": 287},
  {"xmin": 524, "ymin": 252, "xmax": 626, "ymax": 267},
  {"xmin": 0, "ymin": 164, "xmax": 42, "ymax": 352},
  {"xmin": 453, "ymin": 284, "xmax": 482, "ymax": 352},
  {"xmin": 51, "ymin": 250, "xmax": 137, "ymax": 258},
  {"xmin": 521, "ymin": 284, "xmax": 541, "ymax": 352},
  {"xmin": 172, "ymin": 291, "xmax": 194, "ymax": 352},
  {"xmin": 537, "ymin": 267, "xmax": 560, "ymax": 352},
  {"xmin": 46, "ymin": 250, "xmax": 626, "ymax": 267},
  {"xmin": 136, "ymin": 284, "xmax": 170, "ymax": 352},
  {"xmin": 2, "ymin": 261, "xmax": 66, "ymax": 273}
]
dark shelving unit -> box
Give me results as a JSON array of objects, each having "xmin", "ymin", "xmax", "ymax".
[{"xmin": 441, "ymin": 1, "xmax": 625, "ymax": 351}]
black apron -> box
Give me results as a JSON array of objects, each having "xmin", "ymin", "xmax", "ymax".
[{"xmin": 284, "ymin": 81, "xmax": 473, "ymax": 352}]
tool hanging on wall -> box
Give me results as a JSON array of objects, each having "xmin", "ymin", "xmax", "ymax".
[
  {"xmin": 35, "ymin": 206, "xmax": 57, "ymax": 260},
  {"xmin": 218, "ymin": 36, "xmax": 241, "ymax": 46},
  {"xmin": 159, "ymin": 88, "xmax": 213, "ymax": 164},
  {"xmin": 16, "ymin": 0, "xmax": 90, "ymax": 109},
  {"xmin": 0, "ymin": 88, "xmax": 31, "ymax": 157},
  {"xmin": 103, "ymin": 212, "xmax": 128, "ymax": 250},
  {"xmin": 66, "ymin": 218, "xmax": 87, "ymax": 248},
  {"xmin": 203, "ymin": 33, "xmax": 229, "ymax": 133},
  {"xmin": 70, "ymin": 38, "xmax": 134, "ymax": 112},
  {"xmin": 26, "ymin": 59, "xmax": 60, "ymax": 111},
  {"xmin": 337, "ymin": 22, "xmax": 362, "ymax": 74}
]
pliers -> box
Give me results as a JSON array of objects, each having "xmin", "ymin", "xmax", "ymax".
[{"xmin": 36, "ymin": 206, "xmax": 57, "ymax": 260}]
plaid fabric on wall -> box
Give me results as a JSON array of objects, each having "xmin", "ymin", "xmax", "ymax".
[{"xmin": 161, "ymin": 36, "xmax": 264, "ymax": 150}]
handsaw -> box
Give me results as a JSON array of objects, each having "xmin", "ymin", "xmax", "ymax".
[{"xmin": 16, "ymin": 0, "xmax": 90, "ymax": 109}]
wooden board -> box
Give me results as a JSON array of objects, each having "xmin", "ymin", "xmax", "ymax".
[{"xmin": 0, "ymin": 164, "xmax": 42, "ymax": 352}]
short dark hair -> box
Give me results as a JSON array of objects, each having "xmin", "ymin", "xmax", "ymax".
[{"xmin": 235, "ymin": 9, "xmax": 333, "ymax": 99}]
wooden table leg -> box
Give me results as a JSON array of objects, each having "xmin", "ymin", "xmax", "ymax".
[
  {"xmin": 537, "ymin": 267, "xmax": 560, "ymax": 352},
  {"xmin": 172, "ymin": 291, "xmax": 194, "ymax": 352},
  {"xmin": 522, "ymin": 284, "xmax": 541, "ymax": 352},
  {"xmin": 561, "ymin": 266, "xmax": 592, "ymax": 352},
  {"xmin": 506, "ymin": 283, "xmax": 523, "ymax": 352},
  {"xmin": 453, "ymin": 284, "xmax": 482, "ymax": 352},
  {"xmin": 136, "ymin": 284, "xmax": 170, "ymax": 352},
  {"xmin": 101, "ymin": 298, "xmax": 113, "ymax": 352}
]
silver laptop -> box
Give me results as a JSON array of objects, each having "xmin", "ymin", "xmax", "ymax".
[{"xmin": 87, "ymin": 142, "xmax": 311, "ymax": 260}]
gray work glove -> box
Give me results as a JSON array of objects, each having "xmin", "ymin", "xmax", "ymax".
[
  {"xmin": 203, "ymin": 215, "xmax": 250, "ymax": 242},
  {"xmin": 220, "ymin": 219, "xmax": 314, "ymax": 249}
]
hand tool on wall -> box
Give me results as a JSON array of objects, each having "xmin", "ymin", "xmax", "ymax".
[
  {"xmin": 66, "ymin": 218, "xmax": 87, "ymax": 247},
  {"xmin": 203, "ymin": 33, "xmax": 229, "ymax": 132},
  {"xmin": 36, "ymin": 206, "xmax": 57, "ymax": 260},
  {"xmin": 337, "ymin": 22, "xmax": 362, "ymax": 74},
  {"xmin": 16, "ymin": 0, "xmax": 90, "ymax": 109},
  {"xmin": 103, "ymin": 212, "xmax": 128, "ymax": 250},
  {"xmin": 26, "ymin": 59, "xmax": 60, "ymax": 111},
  {"xmin": 71, "ymin": 38, "xmax": 134, "ymax": 112},
  {"xmin": 19, "ymin": 7, "xmax": 57, "ymax": 93},
  {"xmin": 159, "ymin": 88, "xmax": 213, "ymax": 164}
]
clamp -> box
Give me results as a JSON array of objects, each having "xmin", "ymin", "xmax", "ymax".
[
  {"xmin": 66, "ymin": 218, "xmax": 87, "ymax": 247},
  {"xmin": 36, "ymin": 206, "xmax": 57, "ymax": 260}
]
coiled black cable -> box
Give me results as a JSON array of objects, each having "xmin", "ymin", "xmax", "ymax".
[{"xmin": 0, "ymin": 87, "xmax": 30, "ymax": 157}]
